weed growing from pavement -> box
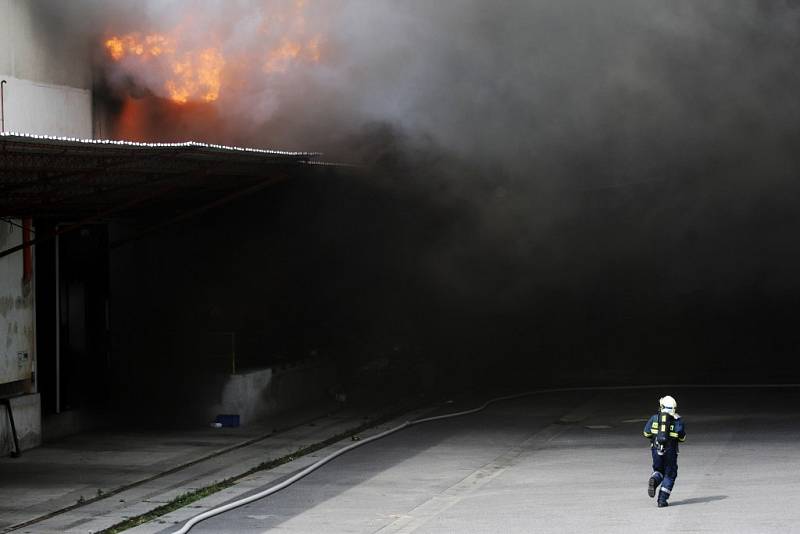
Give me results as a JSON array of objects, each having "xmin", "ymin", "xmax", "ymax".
[{"xmin": 99, "ymin": 411, "xmax": 407, "ymax": 533}]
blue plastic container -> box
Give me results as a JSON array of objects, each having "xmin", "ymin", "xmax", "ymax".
[{"xmin": 214, "ymin": 414, "xmax": 240, "ymax": 427}]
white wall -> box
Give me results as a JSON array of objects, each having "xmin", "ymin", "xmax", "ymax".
[
  {"xmin": 1, "ymin": 75, "xmax": 92, "ymax": 137},
  {"xmin": 0, "ymin": 0, "xmax": 93, "ymax": 89},
  {"xmin": 0, "ymin": 222, "xmax": 33, "ymax": 386},
  {"xmin": 0, "ymin": 0, "xmax": 93, "ymax": 137}
]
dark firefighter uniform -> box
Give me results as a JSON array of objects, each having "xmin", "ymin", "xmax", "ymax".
[{"xmin": 643, "ymin": 412, "xmax": 686, "ymax": 506}]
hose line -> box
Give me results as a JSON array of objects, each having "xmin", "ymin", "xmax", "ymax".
[
  {"xmin": 173, "ymin": 383, "xmax": 799, "ymax": 532},
  {"xmin": 172, "ymin": 391, "xmax": 541, "ymax": 533}
]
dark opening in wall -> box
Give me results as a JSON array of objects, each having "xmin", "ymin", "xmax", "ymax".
[{"xmin": 35, "ymin": 221, "xmax": 109, "ymax": 416}]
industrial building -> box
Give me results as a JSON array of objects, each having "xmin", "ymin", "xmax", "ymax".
[
  {"xmin": 3, "ymin": 2, "xmax": 800, "ymax": 532},
  {"xmin": 0, "ymin": 1, "xmax": 336, "ymax": 454},
  {"xmin": 1, "ymin": 0, "xmax": 94, "ymax": 454},
  {"xmin": 4, "ymin": 0, "xmax": 800, "ymax": 459}
]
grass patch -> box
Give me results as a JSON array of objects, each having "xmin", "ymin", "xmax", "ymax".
[{"xmin": 99, "ymin": 410, "xmax": 410, "ymax": 533}]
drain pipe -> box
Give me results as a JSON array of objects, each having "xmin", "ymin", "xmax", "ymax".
[{"xmin": 1, "ymin": 79, "xmax": 6, "ymax": 132}]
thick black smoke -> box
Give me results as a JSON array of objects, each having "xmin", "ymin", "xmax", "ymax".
[
  {"xmin": 77, "ymin": 2, "xmax": 800, "ymax": 165},
  {"xmin": 54, "ymin": 1, "xmax": 800, "ymax": 394},
  {"xmin": 89, "ymin": 1, "xmax": 800, "ymax": 237}
]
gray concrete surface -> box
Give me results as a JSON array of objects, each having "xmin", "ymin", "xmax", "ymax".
[
  {"xmin": 0, "ymin": 399, "xmax": 416, "ymax": 534},
  {"xmin": 213, "ymin": 360, "xmax": 339, "ymax": 426},
  {"xmin": 0, "ymin": 393, "xmax": 40, "ymax": 455},
  {"xmin": 164, "ymin": 387, "xmax": 800, "ymax": 534}
]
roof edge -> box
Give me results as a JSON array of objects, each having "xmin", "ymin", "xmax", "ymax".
[{"xmin": 0, "ymin": 131, "xmax": 322, "ymax": 159}]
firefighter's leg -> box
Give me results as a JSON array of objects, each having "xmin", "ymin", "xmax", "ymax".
[
  {"xmin": 658, "ymin": 449, "xmax": 678, "ymax": 505},
  {"xmin": 649, "ymin": 448, "xmax": 664, "ymax": 498}
]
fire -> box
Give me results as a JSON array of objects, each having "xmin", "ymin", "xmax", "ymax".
[
  {"xmin": 262, "ymin": 0, "xmax": 322, "ymax": 73},
  {"xmin": 264, "ymin": 40, "xmax": 302, "ymax": 73},
  {"xmin": 104, "ymin": 2, "xmax": 324, "ymax": 105},
  {"xmin": 105, "ymin": 33, "xmax": 224, "ymax": 104},
  {"xmin": 105, "ymin": 34, "xmax": 174, "ymax": 61},
  {"xmin": 165, "ymin": 48, "xmax": 225, "ymax": 104},
  {"xmin": 263, "ymin": 38, "xmax": 322, "ymax": 74}
]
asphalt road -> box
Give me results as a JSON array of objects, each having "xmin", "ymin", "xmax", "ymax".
[{"xmin": 184, "ymin": 386, "xmax": 800, "ymax": 534}]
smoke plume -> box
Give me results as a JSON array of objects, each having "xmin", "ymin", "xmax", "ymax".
[
  {"xmin": 58, "ymin": 0, "xmax": 791, "ymax": 195},
  {"xmin": 83, "ymin": 0, "xmax": 800, "ymax": 310},
  {"xmin": 46, "ymin": 1, "xmax": 800, "ymax": 386}
]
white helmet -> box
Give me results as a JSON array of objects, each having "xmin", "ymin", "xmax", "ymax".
[{"xmin": 659, "ymin": 395, "xmax": 677, "ymax": 415}]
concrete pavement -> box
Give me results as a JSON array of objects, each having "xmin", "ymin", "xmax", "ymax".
[
  {"xmin": 0, "ymin": 398, "xmax": 424, "ymax": 534},
  {"xmin": 162, "ymin": 386, "xmax": 800, "ymax": 534},
  {"xmin": 4, "ymin": 386, "xmax": 799, "ymax": 533}
]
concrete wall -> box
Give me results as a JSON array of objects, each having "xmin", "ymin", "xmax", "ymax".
[
  {"xmin": 0, "ymin": 0, "xmax": 93, "ymax": 137},
  {"xmin": 211, "ymin": 359, "xmax": 338, "ymax": 426},
  {"xmin": 0, "ymin": 1, "xmax": 95, "ymax": 452},
  {"xmin": 0, "ymin": 222, "xmax": 37, "ymax": 456},
  {"xmin": 0, "ymin": 222, "xmax": 33, "ymax": 386},
  {"xmin": 0, "ymin": 76, "xmax": 92, "ymax": 137},
  {"xmin": 0, "ymin": 0, "xmax": 92, "ymax": 89},
  {"xmin": 0, "ymin": 393, "xmax": 41, "ymax": 455}
]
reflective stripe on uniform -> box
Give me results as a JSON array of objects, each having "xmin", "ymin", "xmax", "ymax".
[
  {"xmin": 669, "ymin": 432, "xmax": 679, "ymax": 437},
  {"xmin": 659, "ymin": 487, "xmax": 671, "ymax": 494}
]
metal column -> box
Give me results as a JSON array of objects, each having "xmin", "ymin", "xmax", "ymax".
[{"xmin": 54, "ymin": 231, "xmax": 61, "ymax": 414}]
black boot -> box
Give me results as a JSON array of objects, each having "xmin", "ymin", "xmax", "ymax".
[
  {"xmin": 657, "ymin": 500, "xmax": 669, "ymax": 508},
  {"xmin": 648, "ymin": 477, "xmax": 658, "ymax": 498}
]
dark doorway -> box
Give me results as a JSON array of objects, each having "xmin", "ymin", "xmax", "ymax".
[{"xmin": 35, "ymin": 223, "xmax": 110, "ymax": 415}]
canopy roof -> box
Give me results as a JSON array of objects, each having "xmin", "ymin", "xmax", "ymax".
[{"xmin": 0, "ymin": 132, "xmax": 322, "ymax": 218}]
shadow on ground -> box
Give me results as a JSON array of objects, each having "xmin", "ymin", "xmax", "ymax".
[{"xmin": 670, "ymin": 495, "xmax": 728, "ymax": 506}]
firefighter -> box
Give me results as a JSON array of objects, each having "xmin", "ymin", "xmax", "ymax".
[{"xmin": 643, "ymin": 395, "xmax": 686, "ymax": 507}]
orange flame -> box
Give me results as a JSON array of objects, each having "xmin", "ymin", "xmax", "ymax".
[
  {"xmin": 261, "ymin": 0, "xmax": 323, "ymax": 73},
  {"xmin": 105, "ymin": 34, "xmax": 174, "ymax": 60},
  {"xmin": 104, "ymin": 2, "xmax": 325, "ymax": 105},
  {"xmin": 105, "ymin": 33, "xmax": 223, "ymax": 104},
  {"xmin": 165, "ymin": 48, "xmax": 225, "ymax": 104},
  {"xmin": 264, "ymin": 40, "xmax": 302, "ymax": 73}
]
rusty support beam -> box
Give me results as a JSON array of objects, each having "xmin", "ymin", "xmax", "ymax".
[{"xmin": 0, "ymin": 182, "xmax": 181, "ymax": 260}]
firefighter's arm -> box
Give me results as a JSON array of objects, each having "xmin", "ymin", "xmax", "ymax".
[
  {"xmin": 675, "ymin": 418, "xmax": 686, "ymax": 442},
  {"xmin": 643, "ymin": 416, "xmax": 655, "ymax": 438}
]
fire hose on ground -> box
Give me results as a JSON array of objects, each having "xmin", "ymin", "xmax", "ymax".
[
  {"xmin": 172, "ymin": 383, "xmax": 800, "ymax": 533},
  {"xmin": 172, "ymin": 390, "xmax": 540, "ymax": 534}
]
